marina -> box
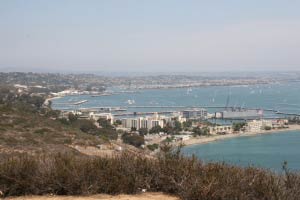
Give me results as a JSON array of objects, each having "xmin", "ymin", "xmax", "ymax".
[{"xmin": 51, "ymin": 82, "xmax": 300, "ymax": 170}]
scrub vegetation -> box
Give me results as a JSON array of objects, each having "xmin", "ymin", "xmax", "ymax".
[
  {"xmin": 0, "ymin": 86, "xmax": 112, "ymax": 157},
  {"xmin": 1, "ymin": 148, "xmax": 300, "ymax": 200},
  {"xmin": 2, "ymin": 86, "xmax": 300, "ymax": 200}
]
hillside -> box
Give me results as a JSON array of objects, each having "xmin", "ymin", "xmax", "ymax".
[
  {"xmin": 0, "ymin": 86, "xmax": 114, "ymax": 157},
  {"xmin": 0, "ymin": 106, "xmax": 103, "ymax": 156},
  {"xmin": 2, "ymin": 86, "xmax": 300, "ymax": 200}
]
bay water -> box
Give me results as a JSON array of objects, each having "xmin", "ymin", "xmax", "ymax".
[{"xmin": 52, "ymin": 82, "xmax": 300, "ymax": 171}]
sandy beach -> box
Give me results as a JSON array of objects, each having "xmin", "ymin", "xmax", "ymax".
[
  {"xmin": 44, "ymin": 96, "xmax": 62, "ymax": 106},
  {"xmin": 182, "ymin": 125, "xmax": 300, "ymax": 147}
]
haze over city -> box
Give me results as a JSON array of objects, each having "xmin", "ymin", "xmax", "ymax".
[{"xmin": 1, "ymin": 0, "xmax": 300, "ymax": 73}]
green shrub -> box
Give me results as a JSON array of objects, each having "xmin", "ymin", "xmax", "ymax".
[
  {"xmin": 122, "ymin": 133, "xmax": 144, "ymax": 148},
  {"xmin": 138, "ymin": 128, "xmax": 148, "ymax": 136},
  {"xmin": 264, "ymin": 126, "xmax": 272, "ymax": 131},
  {"xmin": 57, "ymin": 118, "xmax": 70, "ymax": 125},
  {"xmin": 233, "ymin": 122, "xmax": 246, "ymax": 132},
  {"xmin": 147, "ymin": 143, "xmax": 159, "ymax": 151},
  {"xmin": 68, "ymin": 113, "xmax": 78, "ymax": 123},
  {"xmin": 34, "ymin": 128, "xmax": 51, "ymax": 135},
  {"xmin": 1, "ymin": 150, "xmax": 300, "ymax": 199},
  {"xmin": 97, "ymin": 118, "xmax": 113, "ymax": 129},
  {"xmin": 94, "ymin": 128, "xmax": 118, "ymax": 140},
  {"xmin": 149, "ymin": 125, "xmax": 162, "ymax": 134},
  {"xmin": 45, "ymin": 110, "xmax": 61, "ymax": 118},
  {"xmin": 76, "ymin": 120, "xmax": 97, "ymax": 133},
  {"xmin": 192, "ymin": 127, "xmax": 209, "ymax": 136}
]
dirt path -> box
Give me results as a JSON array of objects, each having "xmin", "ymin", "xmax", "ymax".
[{"xmin": 6, "ymin": 193, "xmax": 179, "ymax": 200}]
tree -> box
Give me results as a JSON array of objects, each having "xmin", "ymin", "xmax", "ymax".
[
  {"xmin": 232, "ymin": 122, "xmax": 246, "ymax": 132},
  {"xmin": 58, "ymin": 118, "xmax": 69, "ymax": 125},
  {"xmin": 182, "ymin": 120, "xmax": 192, "ymax": 128},
  {"xmin": 192, "ymin": 127, "xmax": 209, "ymax": 136},
  {"xmin": 97, "ymin": 118, "xmax": 112, "ymax": 129},
  {"xmin": 174, "ymin": 120, "xmax": 182, "ymax": 132},
  {"xmin": 122, "ymin": 133, "xmax": 144, "ymax": 148},
  {"xmin": 78, "ymin": 120, "xmax": 97, "ymax": 133},
  {"xmin": 139, "ymin": 128, "xmax": 148, "ymax": 136},
  {"xmin": 264, "ymin": 126, "xmax": 272, "ymax": 131},
  {"xmin": 147, "ymin": 143, "xmax": 159, "ymax": 151},
  {"xmin": 26, "ymin": 95, "xmax": 45, "ymax": 109},
  {"xmin": 203, "ymin": 127, "xmax": 210, "ymax": 135},
  {"xmin": 149, "ymin": 125, "xmax": 162, "ymax": 134},
  {"xmin": 45, "ymin": 110, "xmax": 61, "ymax": 118},
  {"xmin": 162, "ymin": 123, "xmax": 174, "ymax": 134},
  {"xmin": 94, "ymin": 128, "xmax": 118, "ymax": 140},
  {"xmin": 114, "ymin": 119, "xmax": 122, "ymax": 126},
  {"xmin": 68, "ymin": 113, "xmax": 78, "ymax": 123},
  {"xmin": 192, "ymin": 127, "xmax": 203, "ymax": 136},
  {"xmin": 95, "ymin": 118, "xmax": 118, "ymax": 140}
]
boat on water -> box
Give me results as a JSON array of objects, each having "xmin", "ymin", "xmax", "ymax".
[
  {"xmin": 220, "ymin": 108, "xmax": 263, "ymax": 119},
  {"xmin": 127, "ymin": 99, "xmax": 135, "ymax": 105},
  {"xmin": 73, "ymin": 100, "xmax": 88, "ymax": 105},
  {"xmin": 91, "ymin": 93, "xmax": 113, "ymax": 97},
  {"xmin": 186, "ymin": 88, "xmax": 193, "ymax": 94}
]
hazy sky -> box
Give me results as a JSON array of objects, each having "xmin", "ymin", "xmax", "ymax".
[{"xmin": 0, "ymin": 0, "xmax": 300, "ymax": 73}]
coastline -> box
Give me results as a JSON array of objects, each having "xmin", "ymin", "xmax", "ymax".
[
  {"xmin": 44, "ymin": 96, "xmax": 62, "ymax": 106},
  {"xmin": 182, "ymin": 125, "xmax": 300, "ymax": 147}
]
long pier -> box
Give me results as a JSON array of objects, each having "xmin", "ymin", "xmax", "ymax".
[
  {"xmin": 54, "ymin": 100, "xmax": 88, "ymax": 105},
  {"xmin": 113, "ymin": 111, "xmax": 174, "ymax": 117},
  {"xmin": 126, "ymin": 105, "xmax": 280, "ymax": 113},
  {"xmin": 56, "ymin": 103, "xmax": 300, "ymax": 117}
]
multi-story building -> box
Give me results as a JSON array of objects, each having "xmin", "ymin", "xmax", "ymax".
[
  {"xmin": 151, "ymin": 119, "xmax": 164, "ymax": 128},
  {"xmin": 89, "ymin": 112, "xmax": 114, "ymax": 124},
  {"xmin": 272, "ymin": 119, "xmax": 289, "ymax": 128},
  {"xmin": 182, "ymin": 109, "xmax": 208, "ymax": 119},
  {"xmin": 140, "ymin": 118, "xmax": 149, "ymax": 129},
  {"xmin": 120, "ymin": 113, "xmax": 166, "ymax": 130},
  {"xmin": 247, "ymin": 119, "xmax": 273, "ymax": 132},
  {"xmin": 121, "ymin": 118, "xmax": 140, "ymax": 129}
]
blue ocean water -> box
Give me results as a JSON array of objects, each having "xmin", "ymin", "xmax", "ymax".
[
  {"xmin": 182, "ymin": 130, "xmax": 300, "ymax": 172},
  {"xmin": 52, "ymin": 82, "xmax": 300, "ymax": 115},
  {"xmin": 52, "ymin": 82, "xmax": 300, "ymax": 170}
]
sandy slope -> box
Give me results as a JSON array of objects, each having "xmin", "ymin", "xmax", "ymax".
[{"xmin": 6, "ymin": 193, "xmax": 179, "ymax": 200}]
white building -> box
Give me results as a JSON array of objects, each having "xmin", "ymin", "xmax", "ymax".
[
  {"xmin": 121, "ymin": 113, "xmax": 165, "ymax": 130},
  {"xmin": 173, "ymin": 135, "xmax": 191, "ymax": 142},
  {"xmin": 272, "ymin": 119, "xmax": 289, "ymax": 128},
  {"xmin": 56, "ymin": 89, "xmax": 80, "ymax": 97},
  {"xmin": 89, "ymin": 112, "xmax": 114, "ymax": 124},
  {"xmin": 151, "ymin": 119, "xmax": 164, "ymax": 128},
  {"xmin": 171, "ymin": 112, "xmax": 187, "ymax": 123},
  {"xmin": 121, "ymin": 118, "xmax": 140, "ymax": 129},
  {"xmin": 247, "ymin": 119, "xmax": 273, "ymax": 132}
]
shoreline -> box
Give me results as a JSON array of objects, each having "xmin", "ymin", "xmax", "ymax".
[
  {"xmin": 182, "ymin": 125, "xmax": 300, "ymax": 147},
  {"xmin": 44, "ymin": 96, "xmax": 62, "ymax": 106}
]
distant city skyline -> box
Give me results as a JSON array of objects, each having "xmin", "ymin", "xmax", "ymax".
[{"xmin": 1, "ymin": 0, "xmax": 300, "ymax": 72}]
